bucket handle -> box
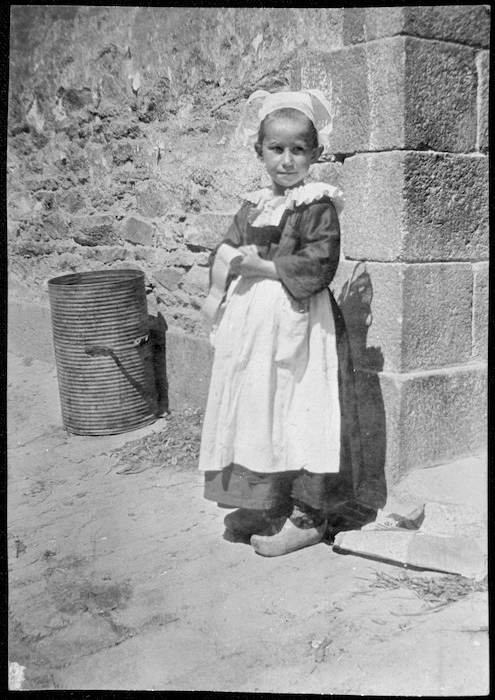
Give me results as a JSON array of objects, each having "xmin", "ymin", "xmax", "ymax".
[
  {"xmin": 84, "ymin": 337, "xmax": 156, "ymax": 411},
  {"xmin": 85, "ymin": 345, "xmax": 114, "ymax": 358}
]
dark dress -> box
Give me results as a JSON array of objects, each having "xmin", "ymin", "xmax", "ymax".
[{"xmin": 198, "ymin": 184, "xmax": 367, "ymax": 520}]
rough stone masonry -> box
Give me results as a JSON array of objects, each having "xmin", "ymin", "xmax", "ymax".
[{"xmin": 7, "ymin": 6, "xmax": 489, "ymax": 485}]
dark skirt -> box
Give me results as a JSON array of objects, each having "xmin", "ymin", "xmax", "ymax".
[{"xmin": 204, "ymin": 290, "xmax": 378, "ymax": 520}]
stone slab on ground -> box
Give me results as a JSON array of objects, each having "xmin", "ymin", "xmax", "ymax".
[
  {"xmin": 385, "ymin": 452, "xmax": 487, "ymax": 514},
  {"xmin": 334, "ymin": 529, "xmax": 486, "ymax": 580}
]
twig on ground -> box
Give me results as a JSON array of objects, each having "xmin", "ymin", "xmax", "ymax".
[
  {"xmin": 371, "ymin": 570, "xmax": 487, "ymax": 607},
  {"xmin": 110, "ymin": 408, "xmax": 203, "ymax": 475}
]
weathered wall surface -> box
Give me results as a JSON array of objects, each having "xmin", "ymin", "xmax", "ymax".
[
  {"xmin": 7, "ymin": 5, "xmax": 489, "ymax": 484},
  {"xmin": 7, "ymin": 6, "xmax": 344, "ymax": 333}
]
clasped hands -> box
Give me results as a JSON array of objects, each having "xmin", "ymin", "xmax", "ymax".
[{"xmin": 230, "ymin": 245, "xmax": 278, "ymax": 280}]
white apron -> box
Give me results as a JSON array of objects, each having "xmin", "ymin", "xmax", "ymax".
[{"xmin": 198, "ymin": 276, "xmax": 341, "ymax": 475}]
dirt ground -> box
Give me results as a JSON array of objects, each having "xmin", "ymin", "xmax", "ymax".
[{"xmin": 7, "ymin": 352, "xmax": 489, "ymax": 694}]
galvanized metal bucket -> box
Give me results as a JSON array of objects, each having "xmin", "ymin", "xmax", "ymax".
[{"xmin": 48, "ymin": 269, "xmax": 158, "ymax": 435}]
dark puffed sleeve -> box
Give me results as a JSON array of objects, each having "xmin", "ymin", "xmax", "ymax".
[
  {"xmin": 220, "ymin": 201, "xmax": 251, "ymax": 249},
  {"xmin": 274, "ymin": 199, "xmax": 341, "ymax": 300}
]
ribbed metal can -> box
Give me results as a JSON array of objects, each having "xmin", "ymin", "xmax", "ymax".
[{"xmin": 48, "ymin": 269, "xmax": 158, "ymax": 435}]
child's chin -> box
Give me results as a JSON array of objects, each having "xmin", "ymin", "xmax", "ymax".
[{"xmin": 275, "ymin": 177, "xmax": 305, "ymax": 190}]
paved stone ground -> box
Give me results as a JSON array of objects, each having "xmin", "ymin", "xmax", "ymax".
[{"xmin": 7, "ymin": 352, "xmax": 489, "ymax": 694}]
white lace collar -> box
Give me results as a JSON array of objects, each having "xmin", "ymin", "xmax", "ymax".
[{"xmin": 243, "ymin": 182, "xmax": 344, "ymax": 222}]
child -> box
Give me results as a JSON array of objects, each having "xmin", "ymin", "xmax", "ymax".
[{"xmin": 199, "ymin": 89, "xmax": 363, "ymax": 557}]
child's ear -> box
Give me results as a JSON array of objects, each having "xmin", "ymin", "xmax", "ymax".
[
  {"xmin": 311, "ymin": 145, "xmax": 324, "ymax": 163},
  {"xmin": 254, "ymin": 142, "xmax": 263, "ymax": 159}
]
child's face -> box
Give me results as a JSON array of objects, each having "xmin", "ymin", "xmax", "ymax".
[{"xmin": 257, "ymin": 117, "xmax": 322, "ymax": 196}]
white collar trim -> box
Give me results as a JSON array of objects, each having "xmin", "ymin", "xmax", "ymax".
[{"xmin": 243, "ymin": 182, "xmax": 344, "ymax": 216}]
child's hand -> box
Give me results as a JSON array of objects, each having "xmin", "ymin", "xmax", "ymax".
[
  {"xmin": 228, "ymin": 245, "xmax": 257, "ymax": 277},
  {"xmin": 238, "ymin": 245, "xmax": 259, "ymax": 256},
  {"xmin": 238, "ymin": 246, "xmax": 278, "ymax": 280},
  {"xmin": 239, "ymin": 247, "xmax": 264, "ymax": 277}
]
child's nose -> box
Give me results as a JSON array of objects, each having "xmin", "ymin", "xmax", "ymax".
[{"xmin": 282, "ymin": 149, "xmax": 294, "ymax": 166}]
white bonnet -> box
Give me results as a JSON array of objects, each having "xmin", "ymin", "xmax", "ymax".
[{"xmin": 239, "ymin": 89, "xmax": 333, "ymax": 148}]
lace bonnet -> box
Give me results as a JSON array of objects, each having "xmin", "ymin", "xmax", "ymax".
[{"xmin": 239, "ymin": 89, "xmax": 334, "ymax": 149}]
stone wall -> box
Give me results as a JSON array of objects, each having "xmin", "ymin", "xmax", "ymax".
[
  {"xmin": 7, "ymin": 6, "xmax": 344, "ymax": 332},
  {"xmin": 315, "ymin": 6, "xmax": 489, "ymax": 483},
  {"xmin": 7, "ymin": 6, "xmax": 489, "ymax": 484}
]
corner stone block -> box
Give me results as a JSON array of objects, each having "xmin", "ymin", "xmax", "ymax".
[
  {"xmin": 404, "ymin": 153, "xmax": 489, "ymax": 262},
  {"xmin": 302, "ymin": 36, "xmax": 477, "ymax": 153},
  {"xmin": 379, "ymin": 364, "xmax": 487, "ymax": 483},
  {"xmin": 476, "ymin": 51, "xmax": 490, "ymax": 154},
  {"xmin": 344, "ymin": 5, "xmax": 490, "ymax": 48},
  {"xmin": 341, "ymin": 153, "xmax": 405, "ymax": 262},
  {"xmin": 299, "ymin": 47, "xmax": 370, "ymax": 154},
  {"xmin": 342, "ymin": 152, "xmax": 489, "ymax": 262},
  {"xmin": 401, "ymin": 263, "xmax": 473, "ymax": 371},
  {"xmin": 300, "ymin": 41, "xmax": 405, "ymax": 153},
  {"xmin": 472, "ymin": 262, "xmax": 488, "ymax": 361},
  {"xmin": 333, "ymin": 260, "xmax": 474, "ymax": 374},
  {"xmin": 403, "ymin": 5, "xmax": 490, "ymax": 48},
  {"xmin": 332, "ymin": 260, "xmax": 403, "ymax": 374},
  {"xmin": 404, "ymin": 38, "xmax": 477, "ymax": 153}
]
